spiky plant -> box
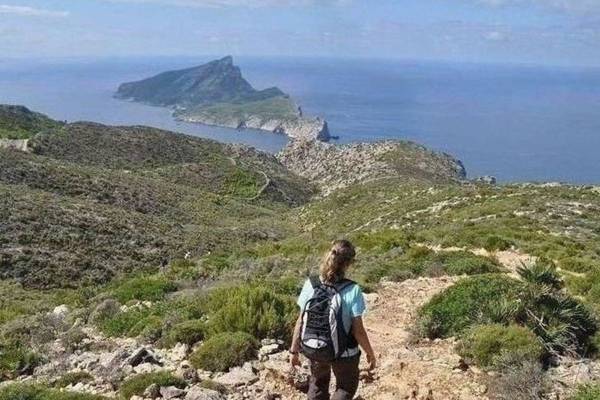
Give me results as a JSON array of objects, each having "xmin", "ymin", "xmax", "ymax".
[
  {"xmin": 517, "ymin": 263, "xmax": 597, "ymax": 356},
  {"xmin": 517, "ymin": 261, "xmax": 562, "ymax": 290}
]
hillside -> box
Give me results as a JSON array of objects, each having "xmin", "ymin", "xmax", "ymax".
[
  {"xmin": 0, "ymin": 110, "xmax": 313, "ymax": 289},
  {"xmin": 0, "ymin": 105, "xmax": 63, "ymax": 140},
  {"xmin": 2, "ymin": 106, "xmax": 600, "ymax": 400},
  {"xmin": 115, "ymin": 56, "xmax": 330, "ymax": 141}
]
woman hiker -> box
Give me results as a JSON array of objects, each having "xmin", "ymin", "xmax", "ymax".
[{"xmin": 290, "ymin": 240, "xmax": 377, "ymax": 400}]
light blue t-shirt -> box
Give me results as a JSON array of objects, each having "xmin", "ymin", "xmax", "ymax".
[{"xmin": 297, "ymin": 278, "xmax": 366, "ymax": 334}]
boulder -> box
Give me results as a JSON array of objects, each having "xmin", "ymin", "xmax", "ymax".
[
  {"xmin": 176, "ymin": 361, "xmax": 198, "ymax": 383},
  {"xmin": 184, "ymin": 386, "xmax": 225, "ymax": 400},
  {"xmin": 128, "ymin": 348, "xmax": 162, "ymax": 367},
  {"xmin": 160, "ymin": 386, "xmax": 186, "ymax": 399},
  {"xmin": 143, "ymin": 383, "xmax": 160, "ymax": 399},
  {"xmin": 52, "ymin": 304, "xmax": 70, "ymax": 318},
  {"xmin": 214, "ymin": 364, "xmax": 258, "ymax": 387}
]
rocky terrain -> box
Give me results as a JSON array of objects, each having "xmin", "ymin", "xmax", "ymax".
[
  {"xmin": 277, "ymin": 139, "xmax": 466, "ymax": 195},
  {"xmin": 116, "ymin": 56, "xmax": 329, "ymax": 142},
  {"xmin": 2, "ymin": 106, "xmax": 600, "ymax": 400}
]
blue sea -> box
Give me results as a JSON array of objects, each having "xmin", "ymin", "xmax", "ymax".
[{"xmin": 1, "ymin": 56, "xmax": 599, "ymax": 184}]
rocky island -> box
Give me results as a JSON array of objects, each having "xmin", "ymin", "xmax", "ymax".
[{"xmin": 115, "ymin": 56, "xmax": 330, "ymax": 142}]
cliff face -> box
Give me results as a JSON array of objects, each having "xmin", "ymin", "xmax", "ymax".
[
  {"xmin": 180, "ymin": 111, "xmax": 330, "ymax": 142},
  {"xmin": 277, "ymin": 139, "xmax": 466, "ymax": 195}
]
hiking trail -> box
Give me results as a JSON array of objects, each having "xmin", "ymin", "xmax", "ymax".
[{"xmin": 258, "ymin": 248, "xmax": 539, "ymax": 400}]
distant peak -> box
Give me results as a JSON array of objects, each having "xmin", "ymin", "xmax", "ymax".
[{"xmin": 218, "ymin": 55, "xmax": 233, "ymax": 65}]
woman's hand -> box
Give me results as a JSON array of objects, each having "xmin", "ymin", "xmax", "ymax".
[
  {"xmin": 290, "ymin": 352, "xmax": 301, "ymax": 368},
  {"xmin": 366, "ymin": 351, "xmax": 377, "ymax": 370}
]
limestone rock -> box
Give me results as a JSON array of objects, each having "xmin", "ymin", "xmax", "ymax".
[
  {"xmin": 214, "ymin": 364, "xmax": 258, "ymax": 387},
  {"xmin": 143, "ymin": 383, "xmax": 160, "ymax": 399},
  {"xmin": 128, "ymin": 348, "xmax": 162, "ymax": 367},
  {"xmin": 52, "ymin": 304, "xmax": 70, "ymax": 318},
  {"xmin": 184, "ymin": 386, "xmax": 225, "ymax": 400},
  {"xmin": 160, "ymin": 385, "xmax": 186, "ymax": 399},
  {"xmin": 278, "ymin": 139, "xmax": 466, "ymax": 196}
]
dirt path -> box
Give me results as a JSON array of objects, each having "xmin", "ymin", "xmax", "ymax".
[
  {"xmin": 258, "ymin": 276, "xmax": 489, "ymax": 400},
  {"xmin": 259, "ymin": 248, "xmax": 541, "ymax": 399},
  {"xmin": 356, "ymin": 277, "xmax": 488, "ymax": 400}
]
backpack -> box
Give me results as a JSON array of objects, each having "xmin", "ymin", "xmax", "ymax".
[{"xmin": 300, "ymin": 276, "xmax": 359, "ymax": 362}]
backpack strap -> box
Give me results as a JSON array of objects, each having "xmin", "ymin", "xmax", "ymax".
[
  {"xmin": 334, "ymin": 279, "xmax": 356, "ymax": 293},
  {"xmin": 309, "ymin": 275, "xmax": 321, "ymax": 289}
]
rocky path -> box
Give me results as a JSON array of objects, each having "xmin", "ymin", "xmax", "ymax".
[
  {"xmin": 259, "ymin": 248, "xmax": 538, "ymax": 399},
  {"xmin": 257, "ymin": 276, "xmax": 488, "ymax": 400},
  {"xmin": 356, "ymin": 277, "xmax": 487, "ymax": 400}
]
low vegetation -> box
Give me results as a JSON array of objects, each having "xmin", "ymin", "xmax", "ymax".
[
  {"xmin": 458, "ymin": 324, "xmax": 543, "ymax": 369},
  {"xmin": 118, "ymin": 372, "xmax": 186, "ymax": 399},
  {"xmin": 0, "ymin": 105, "xmax": 63, "ymax": 139},
  {"xmin": 0, "ymin": 384, "xmax": 107, "ymax": 400},
  {"xmin": 419, "ymin": 264, "xmax": 597, "ymax": 364},
  {"xmin": 189, "ymin": 331, "xmax": 259, "ymax": 372},
  {"xmin": 570, "ymin": 384, "xmax": 600, "ymax": 400},
  {"xmin": 3, "ymin": 107, "xmax": 600, "ymax": 395}
]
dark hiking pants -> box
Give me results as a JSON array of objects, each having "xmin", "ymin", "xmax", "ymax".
[{"xmin": 308, "ymin": 356, "xmax": 360, "ymax": 400}]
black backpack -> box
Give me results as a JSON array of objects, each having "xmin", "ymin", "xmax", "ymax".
[{"xmin": 300, "ymin": 276, "xmax": 359, "ymax": 362}]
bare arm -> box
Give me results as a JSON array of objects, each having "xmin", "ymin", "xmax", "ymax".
[
  {"xmin": 352, "ymin": 316, "xmax": 376, "ymax": 369},
  {"xmin": 289, "ymin": 313, "xmax": 303, "ymax": 367},
  {"xmin": 290, "ymin": 313, "xmax": 303, "ymax": 353}
]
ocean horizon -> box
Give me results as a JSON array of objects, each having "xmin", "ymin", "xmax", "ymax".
[{"xmin": 1, "ymin": 55, "xmax": 599, "ymax": 184}]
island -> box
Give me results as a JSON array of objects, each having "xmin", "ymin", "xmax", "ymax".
[{"xmin": 115, "ymin": 56, "xmax": 330, "ymax": 142}]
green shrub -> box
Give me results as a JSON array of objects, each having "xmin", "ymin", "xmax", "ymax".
[
  {"xmin": 88, "ymin": 299, "xmax": 121, "ymax": 324},
  {"xmin": 570, "ymin": 384, "xmax": 600, "ymax": 400},
  {"xmin": 0, "ymin": 384, "xmax": 107, "ymax": 400},
  {"xmin": 112, "ymin": 275, "xmax": 177, "ymax": 303},
  {"xmin": 419, "ymin": 265, "xmax": 598, "ymax": 356},
  {"xmin": 206, "ymin": 286, "xmax": 295, "ymax": 341},
  {"xmin": 458, "ymin": 324, "xmax": 544, "ymax": 369},
  {"xmin": 439, "ymin": 251, "xmax": 502, "ymax": 276},
  {"xmin": 417, "ymin": 274, "xmax": 522, "ymax": 339},
  {"xmin": 189, "ymin": 332, "xmax": 259, "ymax": 372},
  {"xmin": 54, "ymin": 371, "xmax": 94, "ymax": 388},
  {"xmin": 128, "ymin": 315, "xmax": 164, "ymax": 343},
  {"xmin": 352, "ymin": 230, "xmax": 409, "ymax": 252},
  {"xmin": 198, "ymin": 380, "xmax": 228, "ymax": 394},
  {"xmin": 163, "ymin": 319, "xmax": 206, "ymax": 347},
  {"xmin": 0, "ymin": 342, "xmax": 43, "ymax": 379},
  {"xmin": 484, "ymin": 235, "xmax": 512, "ymax": 251},
  {"xmin": 118, "ymin": 372, "xmax": 186, "ymax": 399},
  {"xmin": 166, "ymin": 259, "xmax": 200, "ymax": 280},
  {"xmin": 98, "ymin": 308, "xmax": 152, "ymax": 337}
]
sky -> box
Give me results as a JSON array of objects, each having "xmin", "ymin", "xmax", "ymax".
[{"xmin": 1, "ymin": 0, "xmax": 600, "ymax": 66}]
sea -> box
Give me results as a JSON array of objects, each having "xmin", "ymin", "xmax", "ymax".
[{"xmin": 1, "ymin": 56, "xmax": 599, "ymax": 184}]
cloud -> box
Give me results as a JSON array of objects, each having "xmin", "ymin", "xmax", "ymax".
[
  {"xmin": 484, "ymin": 30, "xmax": 508, "ymax": 41},
  {"xmin": 102, "ymin": 0, "xmax": 347, "ymax": 8},
  {"xmin": 475, "ymin": 0, "xmax": 600, "ymax": 13},
  {"xmin": 0, "ymin": 4, "xmax": 69, "ymax": 17}
]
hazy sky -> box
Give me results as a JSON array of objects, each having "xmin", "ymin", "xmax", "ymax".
[{"xmin": 2, "ymin": 0, "xmax": 600, "ymax": 66}]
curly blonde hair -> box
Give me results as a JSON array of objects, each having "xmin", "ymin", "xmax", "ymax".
[{"xmin": 320, "ymin": 240, "xmax": 356, "ymax": 283}]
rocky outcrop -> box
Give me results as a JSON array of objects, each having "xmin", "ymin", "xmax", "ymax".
[
  {"xmin": 0, "ymin": 138, "xmax": 30, "ymax": 152},
  {"xmin": 180, "ymin": 113, "xmax": 330, "ymax": 142},
  {"xmin": 277, "ymin": 139, "xmax": 466, "ymax": 195}
]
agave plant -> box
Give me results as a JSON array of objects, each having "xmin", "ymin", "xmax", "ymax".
[
  {"xmin": 517, "ymin": 261, "xmax": 562, "ymax": 290},
  {"xmin": 516, "ymin": 263, "xmax": 597, "ymax": 356}
]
